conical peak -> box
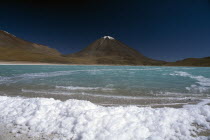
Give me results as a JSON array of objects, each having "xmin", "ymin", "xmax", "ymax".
[{"xmin": 103, "ymin": 36, "xmax": 114, "ymax": 40}]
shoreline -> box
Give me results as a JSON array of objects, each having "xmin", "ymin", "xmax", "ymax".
[{"xmin": 0, "ymin": 61, "xmax": 209, "ymax": 67}]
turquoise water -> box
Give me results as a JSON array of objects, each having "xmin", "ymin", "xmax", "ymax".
[{"xmin": 0, "ymin": 65, "xmax": 210, "ymax": 107}]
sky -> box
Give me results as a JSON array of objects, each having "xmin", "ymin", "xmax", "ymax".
[{"xmin": 0, "ymin": 0, "xmax": 210, "ymax": 61}]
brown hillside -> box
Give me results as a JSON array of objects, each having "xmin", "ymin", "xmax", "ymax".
[
  {"xmin": 0, "ymin": 30, "xmax": 70, "ymax": 63},
  {"xmin": 165, "ymin": 57, "xmax": 210, "ymax": 67}
]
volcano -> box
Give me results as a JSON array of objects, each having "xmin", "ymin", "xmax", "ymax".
[{"xmin": 67, "ymin": 36, "xmax": 166, "ymax": 65}]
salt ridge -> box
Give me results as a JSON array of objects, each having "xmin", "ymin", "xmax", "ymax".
[{"xmin": 0, "ymin": 96, "xmax": 210, "ymax": 140}]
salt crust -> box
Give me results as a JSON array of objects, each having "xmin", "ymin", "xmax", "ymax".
[{"xmin": 0, "ymin": 96, "xmax": 210, "ymax": 140}]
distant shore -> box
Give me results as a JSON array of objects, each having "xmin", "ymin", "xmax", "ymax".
[
  {"xmin": 0, "ymin": 61, "xmax": 209, "ymax": 67},
  {"xmin": 0, "ymin": 61, "xmax": 69, "ymax": 65},
  {"xmin": 0, "ymin": 61, "xmax": 116, "ymax": 66},
  {"xmin": 0, "ymin": 61, "xmax": 141, "ymax": 66}
]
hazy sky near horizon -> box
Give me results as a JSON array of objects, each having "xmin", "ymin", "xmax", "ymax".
[{"xmin": 0, "ymin": 0, "xmax": 210, "ymax": 61}]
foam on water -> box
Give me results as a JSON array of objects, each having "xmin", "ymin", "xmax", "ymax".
[
  {"xmin": 0, "ymin": 67, "xmax": 163, "ymax": 85},
  {"xmin": 170, "ymin": 71, "xmax": 210, "ymax": 93},
  {"xmin": 0, "ymin": 76, "xmax": 10, "ymax": 84},
  {"xmin": 22, "ymin": 89, "xmax": 198, "ymax": 101},
  {"xmin": 0, "ymin": 96, "xmax": 209, "ymax": 140},
  {"xmin": 125, "ymin": 68, "xmax": 162, "ymax": 71},
  {"xmin": 56, "ymin": 86, "xmax": 113, "ymax": 91}
]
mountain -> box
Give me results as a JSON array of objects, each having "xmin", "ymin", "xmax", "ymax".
[
  {"xmin": 0, "ymin": 30, "xmax": 70, "ymax": 63},
  {"xmin": 165, "ymin": 57, "xmax": 210, "ymax": 67},
  {"xmin": 0, "ymin": 31, "xmax": 209, "ymax": 66},
  {"xmin": 67, "ymin": 36, "xmax": 166, "ymax": 65}
]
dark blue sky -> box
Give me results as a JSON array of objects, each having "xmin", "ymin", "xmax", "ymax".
[{"xmin": 0, "ymin": 0, "xmax": 210, "ymax": 61}]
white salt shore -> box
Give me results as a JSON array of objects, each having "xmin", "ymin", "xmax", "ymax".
[
  {"xmin": 0, "ymin": 61, "xmax": 66, "ymax": 65},
  {"xmin": 0, "ymin": 96, "xmax": 210, "ymax": 140}
]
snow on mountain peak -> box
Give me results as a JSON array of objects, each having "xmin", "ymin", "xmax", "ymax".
[
  {"xmin": 103, "ymin": 36, "xmax": 114, "ymax": 40},
  {"xmin": 1, "ymin": 30, "xmax": 16, "ymax": 37}
]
